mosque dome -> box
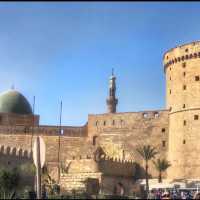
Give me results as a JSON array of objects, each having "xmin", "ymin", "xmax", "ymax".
[{"xmin": 0, "ymin": 89, "xmax": 33, "ymax": 115}]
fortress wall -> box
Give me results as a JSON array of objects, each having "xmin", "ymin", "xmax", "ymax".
[
  {"xmin": 0, "ymin": 133, "xmax": 59, "ymax": 162},
  {"xmin": 164, "ymin": 41, "xmax": 200, "ymax": 179},
  {"xmin": 88, "ymin": 111, "xmax": 169, "ymax": 178},
  {"xmin": 0, "ymin": 113, "xmax": 39, "ymax": 126},
  {"xmin": 0, "ymin": 127, "xmax": 88, "ymax": 164},
  {"xmin": 59, "ymin": 136, "xmax": 91, "ymax": 161}
]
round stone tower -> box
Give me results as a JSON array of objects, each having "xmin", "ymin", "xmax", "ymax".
[{"xmin": 163, "ymin": 41, "xmax": 200, "ymax": 180}]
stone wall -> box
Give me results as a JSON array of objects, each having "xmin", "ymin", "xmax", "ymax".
[
  {"xmin": 0, "ymin": 113, "xmax": 39, "ymax": 126},
  {"xmin": 88, "ymin": 110, "xmax": 169, "ymax": 178}
]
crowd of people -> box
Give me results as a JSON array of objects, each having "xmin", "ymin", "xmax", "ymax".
[{"xmin": 148, "ymin": 188, "xmax": 200, "ymax": 199}]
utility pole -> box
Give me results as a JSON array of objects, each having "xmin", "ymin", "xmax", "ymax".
[
  {"xmin": 57, "ymin": 100, "xmax": 62, "ymax": 183},
  {"xmin": 36, "ymin": 136, "xmax": 41, "ymax": 199},
  {"xmin": 31, "ymin": 96, "xmax": 35, "ymax": 151}
]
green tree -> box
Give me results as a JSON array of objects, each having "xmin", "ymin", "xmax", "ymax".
[
  {"xmin": 153, "ymin": 158, "xmax": 171, "ymax": 183},
  {"xmin": 0, "ymin": 167, "xmax": 20, "ymax": 199},
  {"xmin": 136, "ymin": 145, "xmax": 158, "ymax": 198},
  {"xmin": 18, "ymin": 163, "xmax": 35, "ymax": 176}
]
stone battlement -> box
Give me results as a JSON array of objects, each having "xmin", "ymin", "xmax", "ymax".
[
  {"xmin": 0, "ymin": 145, "xmax": 31, "ymax": 158},
  {"xmin": 163, "ymin": 41, "xmax": 200, "ymax": 72},
  {"xmin": 63, "ymin": 157, "xmax": 136, "ymax": 177},
  {"xmin": 0, "ymin": 124, "xmax": 87, "ymax": 137}
]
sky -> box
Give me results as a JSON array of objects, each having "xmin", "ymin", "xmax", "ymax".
[{"xmin": 0, "ymin": 2, "xmax": 199, "ymax": 126}]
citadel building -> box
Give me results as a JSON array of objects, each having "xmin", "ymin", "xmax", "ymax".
[{"xmin": 0, "ymin": 40, "xmax": 200, "ymax": 195}]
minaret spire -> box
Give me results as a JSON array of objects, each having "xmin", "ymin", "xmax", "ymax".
[{"xmin": 106, "ymin": 69, "xmax": 118, "ymax": 113}]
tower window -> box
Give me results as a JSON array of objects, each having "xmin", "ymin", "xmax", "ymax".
[
  {"xmin": 169, "ymin": 76, "xmax": 171, "ymax": 80},
  {"xmin": 194, "ymin": 115, "xmax": 199, "ymax": 120},
  {"xmin": 183, "ymin": 140, "xmax": 186, "ymax": 144},
  {"xmin": 183, "ymin": 72, "xmax": 186, "ymax": 77},
  {"xmin": 183, "ymin": 85, "xmax": 187, "ymax": 90},
  {"xmin": 103, "ymin": 121, "xmax": 106, "ymax": 126},
  {"xmin": 185, "ymin": 48, "xmax": 188, "ymax": 53},
  {"xmin": 182, "ymin": 62, "xmax": 186, "ymax": 68},
  {"xmin": 112, "ymin": 120, "xmax": 115, "ymax": 125},
  {"xmin": 169, "ymin": 89, "xmax": 171, "ymax": 94},
  {"xmin": 183, "ymin": 104, "xmax": 186, "ymax": 108},
  {"xmin": 183, "ymin": 120, "xmax": 186, "ymax": 126},
  {"xmin": 162, "ymin": 141, "xmax": 166, "ymax": 147},
  {"xmin": 93, "ymin": 136, "xmax": 98, "ymax": 146},
  {"xmin": 161, "ymin": 128, "xmax": 165, "ymax": 133},
  {"xmin": 195, "ymin": 76, "xmax": 200, "ymax": 81},
  {"xmin": 170, "ymin": 67, "xmax": 171, "ymax": 71}
]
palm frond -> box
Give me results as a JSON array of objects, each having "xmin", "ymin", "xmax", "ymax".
[
  {"xmin": 153, "ymin": 158, "xmax": 171, "ymax": 172},
  {"xmin": 136, "ymin": 145, "xmax": 158, "ymax": 161}
]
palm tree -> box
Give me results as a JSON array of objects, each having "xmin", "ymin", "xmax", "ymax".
[
  {"xmin": 136, "ymin": 145, "xmax": 158, "ymax": 198},
  {"xmin": 153, "ymin": 158, "xmax": 171, "ymax": 183}
]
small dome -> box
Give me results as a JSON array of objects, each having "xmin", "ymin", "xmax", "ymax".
[{"xmin": 0, "ymin": 90, "xmax": 33, "ymax": 115}]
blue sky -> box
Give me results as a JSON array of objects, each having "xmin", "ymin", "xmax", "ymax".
[{"xmin": 0, "ymin": 2, "xmax": 199, "ymax": 126}]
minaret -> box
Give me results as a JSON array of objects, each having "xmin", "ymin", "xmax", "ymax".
[{"xmin": 106, "ymin": 69, "xmax": 118, "ymax": 113}]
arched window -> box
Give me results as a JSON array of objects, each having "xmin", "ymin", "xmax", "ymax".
[
  {"xmin": 195, "ymin": 76, "xmax": 200, "ymax": 81},
  {"xmin": 162, "ymin": 141, "xmax": 166, "ymax": 147},
  {"xmin": 161, "ymin": 128, "xmax": 165, "ymax": 133}
]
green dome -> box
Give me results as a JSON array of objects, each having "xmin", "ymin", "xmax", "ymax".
[{"xmin": 0, "ymin": 90, "xmax": 33, "ymax": 115}]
